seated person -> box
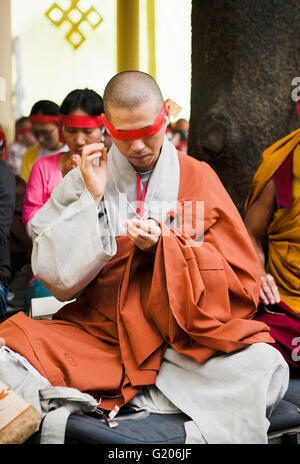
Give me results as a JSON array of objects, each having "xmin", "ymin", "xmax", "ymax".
[
  {"xmin": 7, "ymin": 175, "xmax": 33, "ymax": 315},
  {"xmin": 0, "ymin": 71, "xmax": 289, "ymax": 444},
  {"xmin": 170, "ymin": 128, "xmax": 188, "ymax": 153},
  {"xmin": 166, "ymin": 122, "xmax": 188, "ymax": 153},
  {"xmin": 244, "ymin": 103, "xmax": 300, "ymax": 377},
  {"xmin": 0, "ymin": 152, "xmax": 16, "ymax": 319},
  {"xmin": 6, "ymin": 117, "xmax": 37, "ymax": 175},
  {"xmin": 22, "ymin": 88, "xmax": 105, "ymax": 313},
  {"xmin": 20, "ymin": 100, "xmax": 68, "ymax": 182},
  {"xmin": 173, "ymin": 118, "xmax": 189, "ymax": 140}
]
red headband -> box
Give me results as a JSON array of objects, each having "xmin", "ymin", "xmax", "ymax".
[
  {"xmin": 59, "ymin": 114, "xmax": 104, "ymax": 128},
  {"xmin": 58, "ymin": 114, "xmax": 104, "ymax": 143},
  {"xmin": 297, "ymin": 102, "xmax": 300, "ymax": 119},
  {"xmin": 16, "ymin": 126, "xmax": 32, "ymax": 135},
  {"xmin": 29, "ymin": 115, "xmax": 59, "ymax": 124},
  {"xmin": 102, "ymin": 101, "xmax": 168, "ymax": 140}
]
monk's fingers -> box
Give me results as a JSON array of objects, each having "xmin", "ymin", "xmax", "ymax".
[
  {"xmin": 132, "ymin": 235, "xmax": 159, "ymax": 251},
  {"xmin": 82, "ymin": 143, "xmax": 104, "ymax": 158},
  {"xmin": 126, "ymin": 224, "xmax": 159, "ymax": 248},
  {"xmin": 260, "ymin": 274, "xmax": 280, "ymax": 305},
  {"xmin": 260, "ymin": 280, "xmax": 276, "ymax": 305},
  {"xmin": 259, "ymin": 288, "xmax": 271, "ymax": 306},
  {"xmin": 126, "ymin": 227, "xmax": 147, "ymax": 247},
  {"xmin": 127, "ymin": 219, "xmax": 161, "ymax": 236},
  {"xmin": 265, "ymin": 274, "xmax": 281, "ymax": 303},
  {"xmin": 81, "ymin": 152, "xmax": 102, "ymax": 168},
  {"xmin": 138, "ymin": 219, "xmax": 161, "ymax": 236},
  {"xmin": 127, "ymin": 222, "xmax": 152, "ymax": 240},
  {"xmin": 262, "ymin": 274, "xmax": 280, "ymax": 303},
  {"xmin": 81, "ymin": 143, "xmax": 106, "ymax": 166},
  {"xmin": 0, "ymin": 337, "xmax": 5, "ymax": 347}
]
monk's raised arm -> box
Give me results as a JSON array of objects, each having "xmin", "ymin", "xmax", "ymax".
[{"xmin": 31, "ymin": 167, "xmax": 116, "ymax": 301}]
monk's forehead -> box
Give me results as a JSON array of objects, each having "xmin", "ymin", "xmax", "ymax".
[{"xmin": 105, "ymin": 95, "xmax": 163, "ymax": 122}]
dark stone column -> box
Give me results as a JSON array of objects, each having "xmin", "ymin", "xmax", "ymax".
[{"xmin": 189, "ymin": 0, "xmax": 300, "ymax": 213}]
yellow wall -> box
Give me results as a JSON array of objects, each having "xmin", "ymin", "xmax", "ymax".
[
  {"xmin": 11, "ymin": 0, "xmax": 117, "ymax": 116},
  {"xmin": 0, "ymin": 0, "xmax": 14, "ymax": 142}
]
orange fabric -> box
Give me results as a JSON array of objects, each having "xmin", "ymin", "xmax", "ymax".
[
  {"xmin": 0, "ymin": 152, "xmax": 273, "ymax": 410},
  {"xmin": 245, "ymin": 129, "xmax": 300, "ymax": 210}
]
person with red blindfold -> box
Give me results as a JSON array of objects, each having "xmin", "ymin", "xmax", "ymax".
[
  {"xmin": 0, "ymin": 72, "xmax": 289, "ymax": 444},
  {"xmin": 22, "ymin": 88, "xmax": 105, "ymax": 313},
  {"xmin": 20, "ymin": 100, "xmax": 68, "ymax": 183},
  {"xmin": 244, "ymin": 100, "xmax": 300, "ymax": 376},
  {"xmin": 6, "ymin": 117, "xmax": 37, "ymax": 176}
]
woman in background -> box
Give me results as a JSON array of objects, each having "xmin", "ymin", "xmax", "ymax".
[{"xmin": 23, "ymin": 88, "xmax": 105, "ymax": 312}]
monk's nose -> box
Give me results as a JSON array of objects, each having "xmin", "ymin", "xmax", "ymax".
[{"xmin": 130, "ymin": 139, "xmax": 145, "ymax": 152}]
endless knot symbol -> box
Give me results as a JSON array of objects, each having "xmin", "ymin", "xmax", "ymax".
[{"xmin": 45, "ymin": 0, "xmax": 103, "ymax": 50}]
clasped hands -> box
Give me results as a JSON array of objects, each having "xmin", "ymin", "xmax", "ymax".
[
  {"xmin": 124, "ymin": 218, "xmax": 161, "ymax": 254},
  {"xmin": 80, "ymin": 143, "xmax": 162, "ymax": 253}
]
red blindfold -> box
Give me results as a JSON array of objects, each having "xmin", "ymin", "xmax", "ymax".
[
  {"xmin": 59, "ymin": 114, "xmax": 104, "ymax": 129},
  {"xmin": 16, "ymin": 126, "xmax": 32, "ymax": 135},
  {"xmin": 58, "ymin": 114, "xmax": 104, "ymax": 143},
  {"xmin": 102, "ymin": 101, "xmax": 168, "ymax": 140},
  {"xmin": 29, "ymin": 115, "xmax": 59, "ymax": 124}
]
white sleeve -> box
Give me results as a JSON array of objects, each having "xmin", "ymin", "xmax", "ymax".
[{"xmin": 31, "ymin": 167, "xmax": 117, "ymax": 301}]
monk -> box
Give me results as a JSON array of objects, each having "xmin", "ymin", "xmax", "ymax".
[
  {"xmin": 0, "ymin": 72, "xmax": 289, "ymax": 444},
  {"xmin": 244, "ymin": 106, "xmax": 300, "ymax": 377}
]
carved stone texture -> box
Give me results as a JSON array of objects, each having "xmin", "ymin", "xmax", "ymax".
[{"xmin": 189, "ymin": 0, "xmax": 300, "ymax": 213}]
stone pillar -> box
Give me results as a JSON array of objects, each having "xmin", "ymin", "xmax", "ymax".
[
  {"xmin": 189, "ymin": 0, "xmax": 300, "ymax": 213},
  {"xmin": 0, "ymin": 0, "xmax": 13, "ymax": 143},
  {"xmin": 147, "ymin": 0, "xmax": 156, "ymax": 79},
  {"xmin": 117, "ymin": 0, "xmax": 140, "ymax": 72}
]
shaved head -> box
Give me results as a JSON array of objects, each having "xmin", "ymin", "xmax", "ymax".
[{"xmin": 103, "ymin": 71, "xmax": 164, "ymax": 119}]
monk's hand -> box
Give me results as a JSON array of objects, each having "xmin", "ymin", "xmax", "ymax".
[
  {"xmin": 124, "ymin": 218, "xmax": 161, "ymax": 254},
  {"xmin": 260, "ymin": 273, "xmax": 281, "ymax": 306},
  {"xmin": 0, "ymin": 337, "xmax": 5, "ymax": 347},
  {"xmin": 80, "ymin": 143, "xmax": 108, "ymax": 205}
]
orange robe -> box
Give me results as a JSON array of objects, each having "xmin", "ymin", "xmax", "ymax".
[{"xmin": 0, "ymin": 152, "xmax": 273, "ymax": 410}]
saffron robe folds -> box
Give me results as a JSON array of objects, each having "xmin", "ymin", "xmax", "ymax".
[{"xmin": 0, "ymin": 138, "xmax": 273, "ymax": 410}]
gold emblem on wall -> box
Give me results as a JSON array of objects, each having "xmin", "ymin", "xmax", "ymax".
[{"xmin": 45, "ymin": 0, "xmax": 103, "ymax": 50}]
